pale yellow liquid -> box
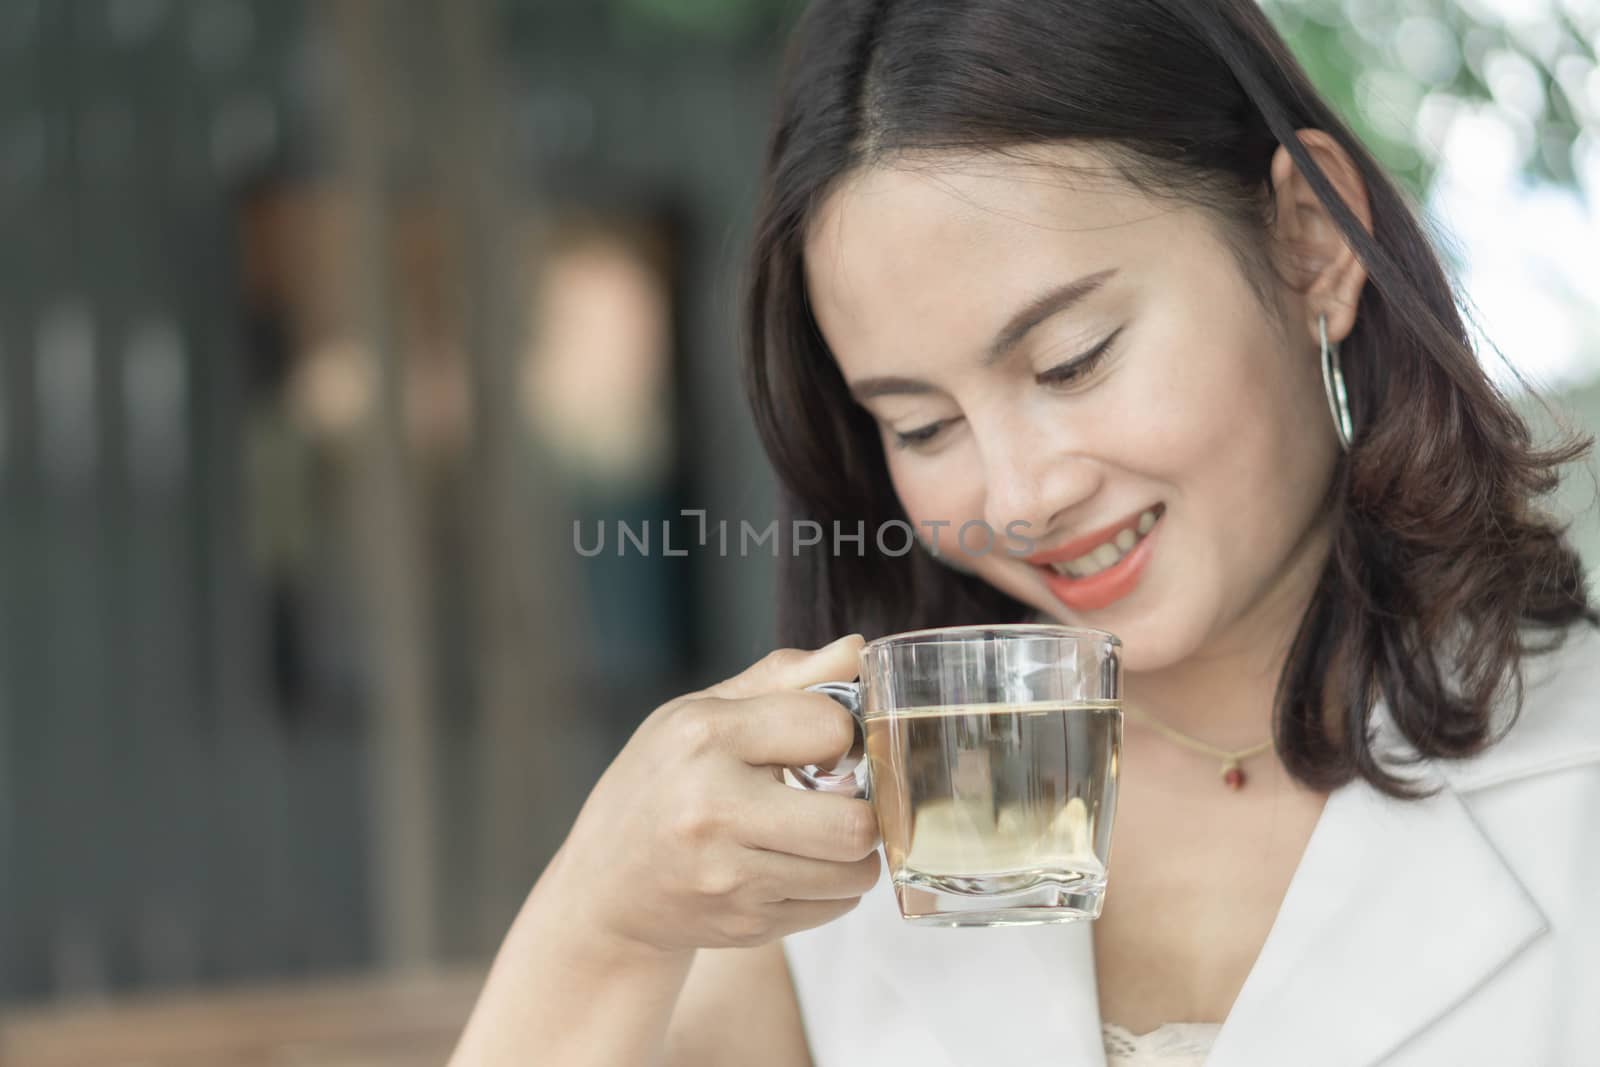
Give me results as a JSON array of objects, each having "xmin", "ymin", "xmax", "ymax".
[{"xmin": 865, "ymin": 701, "xmax": 1119, "ymax": 899}]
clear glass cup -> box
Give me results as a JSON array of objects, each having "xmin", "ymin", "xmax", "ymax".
[{"xmin": 788, "ymin": 624, "xmax": 1121, "ymax": 927}]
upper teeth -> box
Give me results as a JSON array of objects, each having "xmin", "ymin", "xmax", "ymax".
[{"xmin": 1048, "ymin": 508, "xmax": 1160, "ymax": 579}]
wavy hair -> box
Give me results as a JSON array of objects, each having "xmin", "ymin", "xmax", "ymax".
[{"xmin": 741, "ymin": 0, "xmax": 1597, "ymax": 797}]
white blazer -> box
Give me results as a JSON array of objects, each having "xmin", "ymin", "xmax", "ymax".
[{"xmin": 784, "ymin": 623, "xmax": 1600, "ymax": 1066}]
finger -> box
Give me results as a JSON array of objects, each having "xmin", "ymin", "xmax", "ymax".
[
  {"xmin": 715, "ymin": 689, "xmax": 860, "ymax": 770},
  {"xmin": 737, "ymin": 782, "xmax": 880, "ymax": 862},
  {"xmin": 703, "ymin": 634, "xmax": 865, "ymax": 701},
  {"xmin": 746, "ymin": 848, "xmax": 882, "ymax": 903},
  {"xmin": 766, "ymin": 896, "xmax": 871, "ymax": 938}
]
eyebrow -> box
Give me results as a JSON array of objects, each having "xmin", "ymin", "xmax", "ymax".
[{"xmin": 847, "ymin": 268, "xmax": 1118, "ymax": 402}]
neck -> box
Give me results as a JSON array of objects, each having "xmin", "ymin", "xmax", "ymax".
[{"xmin": 1123, "ymin": 517, "xmax": 1334, "ymax": 756}]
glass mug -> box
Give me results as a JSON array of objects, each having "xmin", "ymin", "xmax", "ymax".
[{"xmin": 786, "ymin": 624, "xmax": 1122, "ymax": 927}]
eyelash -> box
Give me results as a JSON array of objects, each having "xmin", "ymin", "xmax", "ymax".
[
  {"xmin": 892, "ymin": 421, "xmax": 949, "ymax": 449},
  {"xmin": 890, "ymin": 328, "xmax": 1123, "ymax": 451},
  {"xmin": 1035, "ymin": 326, "xmax": 1123, "ymax": 388}
]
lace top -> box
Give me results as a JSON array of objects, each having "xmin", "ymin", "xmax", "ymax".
[{"xmin": 1102, "ymin": 1021, "xmax": 1221, "ymax": 1065}]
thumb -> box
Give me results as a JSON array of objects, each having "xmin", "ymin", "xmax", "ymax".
[{"xmin": 705, "ymin": 633, "xmax": 865, "ymax": 700}]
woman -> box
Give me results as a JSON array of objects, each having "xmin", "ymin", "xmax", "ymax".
[{"xmin": 450, "ymin": 1, "xmax": 1600, "ymax": 1064}]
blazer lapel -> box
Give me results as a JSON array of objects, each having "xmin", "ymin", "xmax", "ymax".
[{"xmin": 1206, "ymin": 761, "xmax": 1550, "ymax": 1066}]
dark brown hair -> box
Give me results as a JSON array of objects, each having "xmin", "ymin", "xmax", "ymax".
[{"xmin": 741, "ymin": 0, "xmax": 1597, "ymax": 798}]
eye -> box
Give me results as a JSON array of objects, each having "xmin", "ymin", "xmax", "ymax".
[
  {"xmin": 891, "ymin": 418, "xmax": 958, "ymax": 451},
  {"xmin": 1035, "ymin": 326, "xmax": 1123, "ymax": 388}
]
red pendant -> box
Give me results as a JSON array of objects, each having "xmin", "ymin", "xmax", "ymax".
[{"xmin": 1222, "ymin": 765, "xmax": 1245, "ymax": 790}]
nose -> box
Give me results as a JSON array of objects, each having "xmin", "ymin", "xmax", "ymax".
[{"xmin": 978, "ymin": 413, "xmax": 1102, "ymax": 554}]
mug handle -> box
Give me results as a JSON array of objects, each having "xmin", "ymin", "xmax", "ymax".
[{"xmin": 783, "ymin": 682, "xmax": 870, "ymax": 799}]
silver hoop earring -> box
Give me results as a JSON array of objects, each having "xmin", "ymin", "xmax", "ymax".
[{"xmin": 1319, "ymin": 313, "xmax": 1354, "ymax": 451}]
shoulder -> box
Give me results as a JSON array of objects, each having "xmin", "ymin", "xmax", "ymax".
[{"xmin": 1431, "ymin": 621, "xmax": 1600, "ymax": 794}]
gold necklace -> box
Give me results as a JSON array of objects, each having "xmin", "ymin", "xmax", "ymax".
[{"xmin": 1123, "ymin": 704, "xmax": 1275, "ymax": 790}]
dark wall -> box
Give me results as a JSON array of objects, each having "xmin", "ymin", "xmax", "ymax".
[{"xmin": 0, "ymin": 0, "xmax": 787, "ymax": 1002}]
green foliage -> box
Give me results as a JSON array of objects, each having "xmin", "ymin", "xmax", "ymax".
[
  {"xmin": 1279, "ymin": 14, "xmax": 1435, "ymax": 197},
  {"xmin": 1265, "ymin": 0, "xmax": 1598, "ymax": 196}
]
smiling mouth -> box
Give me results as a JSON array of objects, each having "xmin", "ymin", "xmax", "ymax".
[
  {"xmin": 1030, "ymin": 503, "xmax": 1166, "ymax": 614},
  {"xmin": 1037, "ymin": 504, "xmax": 1165, "ymax": 580}
]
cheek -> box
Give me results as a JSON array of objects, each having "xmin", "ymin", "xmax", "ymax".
[
  {"xmin": 1146, "ymin": 322, "xmax": 1330, "ymax": 580},
  {"xmin": 1120, "ymin": 286, "xmax": 1286, "ymax": 466},
  {"xmin": 887, "ymin": 449, "xmax": 986, "ymax": 528},
  {"xmin": 1092, "ymin": 321, "xmax": 1240, "ymax": 480},
  {"xmin": 1195, "ymin": 339, "xmax": 1327, "ymax": 507}
]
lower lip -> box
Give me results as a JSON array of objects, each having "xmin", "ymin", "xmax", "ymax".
[{"xmin": 1037, "ymin": 518, "xmax": 1161, "ymax": 613}]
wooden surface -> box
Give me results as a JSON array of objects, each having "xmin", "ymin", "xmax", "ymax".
[{"xmin": 0, "ymin": 968, "xmax": 485, "ymax": 1067}]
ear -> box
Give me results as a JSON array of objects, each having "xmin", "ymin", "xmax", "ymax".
[{"xmin": 1268, "ymin": 128, "xmax": 1372, "ymax": 346}]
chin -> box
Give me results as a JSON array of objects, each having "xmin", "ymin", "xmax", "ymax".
[
  {"xmin": 1110, "ymin": 622, "xmax": 1198, "ymax": 675},
  {"xmin": 1022, "ymin": 590, "xmax": 1208, "ymax": 676}
]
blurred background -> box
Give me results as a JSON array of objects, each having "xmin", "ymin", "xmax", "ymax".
[{"xmin": 0, "ymin": 0, "xmax": 1596, "ymax": 1063}]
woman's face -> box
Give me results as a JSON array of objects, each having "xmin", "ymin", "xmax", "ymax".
[{"xmin": 803, "ymin": 146, "xmax": 1344, "ymax": 673}]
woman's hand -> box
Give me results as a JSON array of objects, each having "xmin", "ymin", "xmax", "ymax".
[
  {"xmin": 547, "ymin": 633, "xmax": 881, "ymax": 958},
  {"xmin": 449, "ymin": 634, "xmax": 877, "ymax": 1066}
]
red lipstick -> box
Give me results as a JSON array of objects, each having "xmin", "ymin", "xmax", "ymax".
[{"xmin": 1028, "ymin": 505, "xmax": 1164, "ymax": 613}]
